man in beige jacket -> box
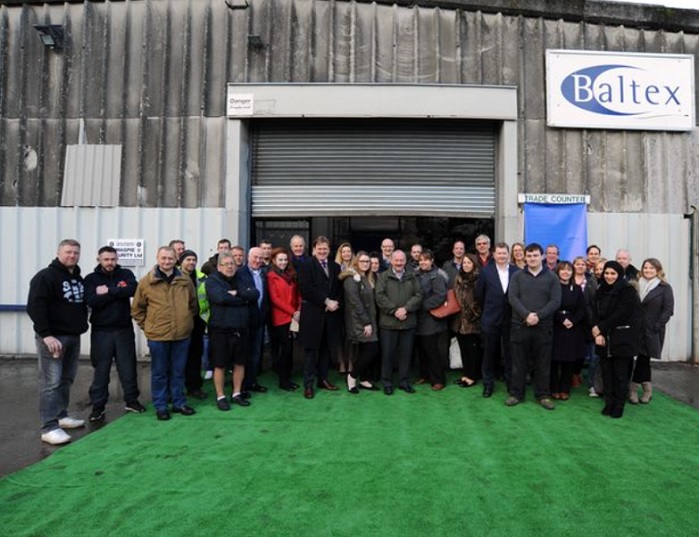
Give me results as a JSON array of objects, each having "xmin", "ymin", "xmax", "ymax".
[{"xmin": 132, "ymin": 246, "xmax": 198, "ymax": 421}]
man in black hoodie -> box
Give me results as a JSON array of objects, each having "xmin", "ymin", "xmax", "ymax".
[
  {"xmin": 84, "ymin": 246, "xmax": 144, "ymax": 422},
  {"xmin": 27, "ymin": 239, "xmax": 89, "ymax": 445}
]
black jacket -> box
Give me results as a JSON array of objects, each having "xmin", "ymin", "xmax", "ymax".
[
  {"xmin": 639, "ymin": 281, "xmax": 674, "ymax": 358},
  {"xmin": 205, "ymin": 270, "xmax": 259, "ymax": 332},
  {"xmin": 27, "ymin": 259, "xmax": 88, "ymax": 337},
  {"xmin": 297, "ymin": 257, "xmax": 343, "ymax": 349},
  {"xmin": 594, "ymin": 281, "xmax": 642, "ymax": 358},
  {"xmin": 84, "ymin": 264, "xmax": 137, "ymax": 330},
  {"xmin": 236, "ymin": 265, "xmax": 269, "ymax": 330}
]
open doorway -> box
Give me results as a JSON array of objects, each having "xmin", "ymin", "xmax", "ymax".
[{"xmin": 253, "ymin": 216, "xmax": 494, "ymax": 264}]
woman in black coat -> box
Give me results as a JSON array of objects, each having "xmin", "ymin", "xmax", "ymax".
[
  {"xmin": 591, "ymin": 261, "xmax": 642, "ymax": 418},
  {"xmin": 550, "ymin": 261, "xmax": 587, "ymax": 400},
  {"xmin": 630, "ymin": 258, "xmax": 674, "ymax": 404},
  {"xmin": 415, "ymin": 250, "xmax": 449, "ymax": 390},
  {"xmin": 340, "ymin": 251, "xmax": 380, "ymax": 393}
]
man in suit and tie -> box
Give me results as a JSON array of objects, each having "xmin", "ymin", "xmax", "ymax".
[
  {"xmin": 475, "ymin": 242, "xmax": 519, "ymax": 398},
  {"xmin": 297, "ymin": 236, "xmax": 343, "ymax": 399},
  {"xmin": 237, "ymin": 247, "xmax": 270, "ymax": 395}
]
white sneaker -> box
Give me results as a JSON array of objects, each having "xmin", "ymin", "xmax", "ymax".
[
  {"xmin": 41, "ymin": 428, "xmax": 71, "ymax": 445},
  {"xmin": 58, "ymin": 417, "xmax": 85, "ymax": 429},
  {"xmin": 588, "ymin": 387, "xmax": 599, "ymax": 398},
  {"xmin": 203, "ymin": 370, "xmax": 213, "ymax": 380}
]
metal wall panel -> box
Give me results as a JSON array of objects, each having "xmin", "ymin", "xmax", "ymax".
[
  {"xmin": 0, "ymin": 0, "xmax": 697, "ymax": 213},
  {"xmin": 587, "ymin": 212, "xmax": 691, "ymax": 362},
  {"xmin": 0, "ymin": 206, "xmax": 231, "ymax": 356},
  {"xmin": 62, "ymin": 145, "xmax": 122, "ymax": 206}
]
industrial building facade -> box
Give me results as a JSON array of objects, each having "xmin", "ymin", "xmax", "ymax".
[{"xmin": 0, "ymin": 0, "xmax": 697, "ymax": 360}]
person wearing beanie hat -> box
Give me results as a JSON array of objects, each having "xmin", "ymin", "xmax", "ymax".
[
  {"xmin": 178, "ymin": 249, "xmax": 209, "ymax": 401},
  {"xmin": 591, "ymin": 260, "xmax": 642, "ymax": 419}
]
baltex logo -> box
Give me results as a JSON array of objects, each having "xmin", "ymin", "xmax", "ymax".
[{"xmin": 561, "ymin": 64, "xmax": 682, "ymax": 117}]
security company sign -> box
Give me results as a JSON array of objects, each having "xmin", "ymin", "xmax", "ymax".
[
  {"xmin": 107, "ymin": 238, "xmax": 145, "ymax": 266},
  {"xmin": 546, "ymin": 50, "xmax": 695, "ymax": 131}
]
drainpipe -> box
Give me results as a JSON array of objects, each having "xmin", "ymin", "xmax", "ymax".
[{"xmin": 686, "ymin": 206, "xmax": 699, "ymax": 364}]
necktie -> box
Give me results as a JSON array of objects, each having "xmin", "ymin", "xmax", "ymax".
[{"xmin": 321, "ymin": 260, "xmax": 329, "ymax": 275}]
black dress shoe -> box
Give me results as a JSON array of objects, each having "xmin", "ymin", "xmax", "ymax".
[
  {"xmin": 384, "ymin": 386, "xmax": 394, "ymax": 395},
  {"xmin": 483, "ymin": 386, "xmax": 494, "ymax": 398},
  {"xmin": 156, "ymin": 409, "xmax": 171, "ymax": 421},
  {"xmin": 188, "ymin": 389, "xmax": 208, "ymax": 400},
  {"xmin": 279, "ymin": 383, "xmax": 297, "ymax": 392},
  {"xmin": 317, "ymin": 380, "xmax": 339, "ymax": 391},
  {"xmin": 231, "ymin": 394, "xmax": 251, "ymax": 407},
  {"xmin": 216, "ymin": 397, "xmax": 231, "ymax": 411},
  {"xmin": 304, "ymin": 387, "xmax": 315, "ymax": 399},
  {"xmin": 399, "ymin": 384, "xmax": 416, "ymax": 394},
  {"xmin": 172, "ymin": 405, "xmax": 196, "ymax": 416},
  {"xmin": 249, "ymin": 384, "xmax": 268, "ymax": 393},
  {"xmin": 240, "ymin": 391, "xmax": 252, "ymax": 399},
  {"xmin": 348, "ymin": 387, "xmax": 360, "ymax": 394}
]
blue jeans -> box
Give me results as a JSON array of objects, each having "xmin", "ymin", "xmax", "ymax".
[
  {"xmin": 148, "ymin": 338, "xmax": 190, "ymax": 411},
  {"xmin": 586, "ymin": 342, "xmax": 600, "ymax": 388},
  {"xmin": 37, "ymin": 334, "xmax": 81, "ymax": 433}
]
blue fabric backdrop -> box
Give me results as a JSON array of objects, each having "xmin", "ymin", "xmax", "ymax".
[{"xmin": 523, "ymin": 203, "xmax": 588, "ymax": 262}]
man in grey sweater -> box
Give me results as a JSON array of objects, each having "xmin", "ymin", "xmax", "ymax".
[{"xmin": 506, "ymin": 243, "xmax": 561, "ymax": 410}]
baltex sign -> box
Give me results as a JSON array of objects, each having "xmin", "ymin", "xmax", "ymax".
[{"xmin": 546, "ymin": 50, "xmax": 695, "ymax": 131}]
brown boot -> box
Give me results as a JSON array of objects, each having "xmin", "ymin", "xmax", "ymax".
[
  {"xmin": 628, "ymin": 382, "xmax": 640, "ymax": 404},
  {"xmin": 640, "ymin": 382, "xmax": 653, "ymax": 404}
]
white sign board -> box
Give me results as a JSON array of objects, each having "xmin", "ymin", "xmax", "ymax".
[
  {"xmin": 107, "ymin": 238, "xmax": 145, "ymax": 266},
  {"xmin": 518, "ymin": 193, "xmax": 590, "ymax": 205},
  {"xmin": 227, "ymin": 92, "xmax": 254, "ymax": 117},
  {"xmin": 546, "ymin": 50, "xmax": 695, "ymax": 131}
]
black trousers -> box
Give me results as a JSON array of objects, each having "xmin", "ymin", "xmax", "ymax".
[
  {"xmin": 351, "ymin": 341, "xmax": 379, "ymax": 380},
  {"xmin": 456, "ymin": 333, "xmax": 482, "ymax": 381},
  {"xmin": 380, "ymin": 328, "xmax": 416, "ymax": 388},
  {"xmin": 482, "ymin": 322, "xmax": 511, "ymax": 389},
  {"xmin": 417, "ymin": 333, "xmax": 446, "ymax": 386},
  {"xmin": 632, "ymin": 355, "xmax": 651, "ymax": 383},
  {"xmin": 510, "ymin": 323, "xmax": 552, "ymax": 400},
  {"xmin": 601, "ymin": 355, "xmax": 632, "ymax": 410},
  {"xmin": 303, "ymin": 326, "xmax": 332, "ymax": 388},
  {"xmin": 185, "ymin": 318, "xmax": 205, "ymax": 393},
  {"xmin": 550, "ymin": 360, "xmax": 575, "ymax": 394},
  {"xmin": 271, "ymin": 323, "xmax": 295, "ymax": 386},
  {"xmin": 89, "ymin": 327, "xmax": 139, "ymax": 407}
]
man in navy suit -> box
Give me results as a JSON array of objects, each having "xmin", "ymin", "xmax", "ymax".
[
  {"xmin": 237, "ymin": 247, "xmax": 270, "ymax": 395},
  {"xmin": 475, "ymin": 242, "xmax": 518, "ymax": 398},
  {"xmin": 297, "ymin": 236, "xmax": 343, "ymax": 399}
]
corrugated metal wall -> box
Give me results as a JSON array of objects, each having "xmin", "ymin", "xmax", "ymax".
[{"xmin": 0, "ymin": 0, "xmax": 697, "ymax": 213}]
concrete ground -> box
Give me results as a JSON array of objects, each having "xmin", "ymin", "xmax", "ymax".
[{"xmin": 1, "ymin": 357, "xmax": 698, "ymax": 478}]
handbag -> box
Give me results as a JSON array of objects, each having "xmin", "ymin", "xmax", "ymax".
[
  {"xmin": 449, "ymin": 337, "xmax": 463, "ymax": 369},
  {"xmin": 430, "ymin": 289, "xmax": 461, "ymax": 318}
]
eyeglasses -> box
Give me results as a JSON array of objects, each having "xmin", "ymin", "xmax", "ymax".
[{"xmin": 219, "ymin": 263, "xmax": 236, "ymax": 267}]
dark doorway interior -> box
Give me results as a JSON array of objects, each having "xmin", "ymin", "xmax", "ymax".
[{"xmin": 253, "ymin": 217, "xmax": 494, "ymax": 265}]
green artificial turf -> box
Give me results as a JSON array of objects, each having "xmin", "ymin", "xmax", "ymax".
[{"xmin": 1, "ymin": 374, "xmax": 698, "ymax": 536}]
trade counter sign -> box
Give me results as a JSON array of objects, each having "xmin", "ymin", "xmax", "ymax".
[{"xmin": 546, "ymin": 50, "xmax": 695, "ymax": 131}]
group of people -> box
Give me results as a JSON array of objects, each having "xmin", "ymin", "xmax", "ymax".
[{"xmin": 27, "ymin": 233, "xmax": 674, "ymax": 444}]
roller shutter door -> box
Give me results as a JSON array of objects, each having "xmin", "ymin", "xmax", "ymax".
[{"xmin": 251, "ymin": 118, "xmax": 495, "ymax": 217}]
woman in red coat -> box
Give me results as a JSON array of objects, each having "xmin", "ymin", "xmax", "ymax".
[{"xmin": 267, "ymin": 248, "xmax": 301, "ymax": 391}]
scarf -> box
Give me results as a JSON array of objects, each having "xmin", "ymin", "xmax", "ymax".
[{"xmin": 638, "ymin": 277, "xmax": 660, "ymax": 302}]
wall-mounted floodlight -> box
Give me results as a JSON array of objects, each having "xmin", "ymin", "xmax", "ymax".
[
  {"xmin": 33, "ymin": 25, "xmax": 65, "ymax": 50},
  {"xmin": 247, "ymin": 35, "xmax": 265, "ymax": 49}
]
